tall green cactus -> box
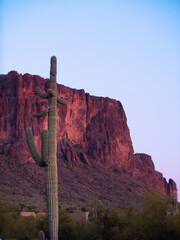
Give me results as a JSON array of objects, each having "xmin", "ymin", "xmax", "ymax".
[{"xmin": 26, "ymin": 56, "xmax": 67, "ymax": 240}]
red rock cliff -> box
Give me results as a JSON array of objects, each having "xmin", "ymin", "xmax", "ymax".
[{"xmin": 0, "ymin": 71, "xmax": 177, "ymax": 199}]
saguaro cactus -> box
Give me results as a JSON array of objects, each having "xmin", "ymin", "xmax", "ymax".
[
  {"xmin": 26, "ymin": 56, "xmax": 67, "ymax": 240},
  {"xmin": 38, "ymin": 231, "xmax": 45, "ymax": 240}
]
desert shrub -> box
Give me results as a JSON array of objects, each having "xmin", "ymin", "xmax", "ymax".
[
  {"xmin": 27, "ymin": 206, "xmax": 38, "ymax": 213},
  {"xmin": 36, "ymin": 214, "xmax": 48, "ymax": 237},
  {"xmin": 127, "ymin": 193, "xmax": 180, "ymax": 240},
  {"xmin": 58, "ymin": 209, "xmax": 99, "ymax": 240},
  {"xmin": 8, "ymin": 216, "xmax": 38, "ymax": 239},
  {"xmin": 59, "ymin": 208, "xmax": 75, "ymax": 240},
  {"xmin": 166, "ymin": 214, "xmax": 180, "ymax": 240},
  {"xmin": 0, "ymin": 202, "xmax": 48, "ymax": 239},
  {"xmin": 0, "ymin": 194, "xmax": 180, "ymax": 240},
  {"xmin": 81, "ymin": 207, "xmax": 87, "ymax": 212},
  {"xmin": 0, "ymin": 202, "xmax": 20, "ymax": 237}
]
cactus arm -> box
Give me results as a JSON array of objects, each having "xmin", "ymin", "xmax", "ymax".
[
  {"xmin": 57, "ymin": 95, "xmax": 67, "ymax": 105},
  {"xmin": 47, "ymin": 88, "xmax": 55, "ymax": 96},
  {"xmin": 48, "ymin": 87, "xmax": 67, "ymax": 104},
  {"xmin": 26, "ymin": 128, "xmax": 47, "ymax": 167},
  {"xmin": 33, "ymin": 107, "xmax": 50, "ymax": 118},
  {"xmin": 41, "ymin": 129, "xmax": 49, "ymax": 166},
  {"xmin": 36, "ymin": 87, "xmax": 49, "ymax": 99}
]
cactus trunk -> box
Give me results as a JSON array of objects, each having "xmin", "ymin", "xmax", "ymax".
[
  {"xmin": 46, "ymin": 56, "xmax": 58, "ymax": 240},
  {"xmin": 26, "ymin": 56, "xmax": 67, "ymax": 240}
]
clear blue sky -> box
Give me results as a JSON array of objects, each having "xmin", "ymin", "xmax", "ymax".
[{"xmin": 1, "ymin": 0, "xmax": 180, "ymax": 200}]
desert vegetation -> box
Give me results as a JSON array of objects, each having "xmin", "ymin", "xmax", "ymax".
[{"xmin": 0, "ymin": 193, "xmax": 179, "ymax": 240}]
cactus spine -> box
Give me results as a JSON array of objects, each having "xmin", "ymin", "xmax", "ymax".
[{"xmin": 26, "ymin": 56, "xmax": 67, "ymax": 240}]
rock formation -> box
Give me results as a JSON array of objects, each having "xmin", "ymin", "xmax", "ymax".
[{"xmin": 0, "ymin": 71, "xmax": 177, "ymax": 207}]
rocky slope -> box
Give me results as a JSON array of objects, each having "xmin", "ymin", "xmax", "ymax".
[{"xmin": 0, "ymin": 71, "xmax": 177, "ymax": 208}]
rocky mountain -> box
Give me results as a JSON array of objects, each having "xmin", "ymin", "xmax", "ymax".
[{"xmin": 0, "ymin": 71, "xmax": 177, "ymax": 209}]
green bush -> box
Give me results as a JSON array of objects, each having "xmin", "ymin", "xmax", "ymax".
[
  {"xmin": 81, "ymin": 207, "xmax": 87, "ymax": 212},
  {"xmin": 0, "ymin": 194, "xmax": 180, "ymax": 240},
  {"xmin": 0, "ymin": 202, "xmax": 48, "ymax": 239}
]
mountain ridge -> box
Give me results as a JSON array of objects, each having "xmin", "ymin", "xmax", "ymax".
[{"xmin": 0, "ymin": 71, "xmax": 177, "ymax": 208}]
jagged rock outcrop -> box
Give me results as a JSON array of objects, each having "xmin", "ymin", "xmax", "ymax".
[
  {"xmin": 0, "ymin": 71, "xmax": 177, "ymax": 205},
  {"xmin": 164, "ymin": 178, "xmax": 177, "ymax": 199}
]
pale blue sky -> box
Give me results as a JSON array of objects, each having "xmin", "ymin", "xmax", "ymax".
[{"xmin": 1, "ymin": 0, "xmax": 180, "ymax": 200}]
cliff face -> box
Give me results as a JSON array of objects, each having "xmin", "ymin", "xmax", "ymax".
[
  {"xmin": 0, "ymin": 72, "xmax": 133, "ymax": 167},
  {"xmin": 0, "ymin": 71, "xmax": 177, "ymax": 203}
]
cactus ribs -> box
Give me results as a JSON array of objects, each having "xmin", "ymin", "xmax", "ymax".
[{"xmin": 26, "ymin": 56, "xmax": 67, "ymax": 240}]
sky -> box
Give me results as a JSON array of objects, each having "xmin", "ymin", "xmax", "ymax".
[{"xmin": 1, "ymin": 0, "xmax": 180, "ymax": 200}]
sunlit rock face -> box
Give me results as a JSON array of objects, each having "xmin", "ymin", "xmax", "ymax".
[{"xmin": 0, "ymin": 71, "xmax": 177, "ymax": 199}]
